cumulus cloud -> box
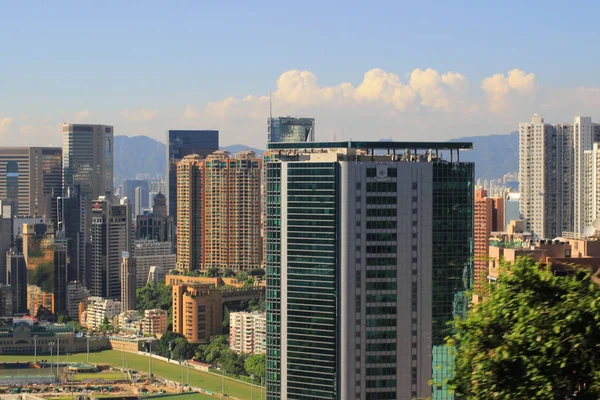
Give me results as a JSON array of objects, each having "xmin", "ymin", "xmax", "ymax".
[
  {"xmin": 481, "ymin": 68, "xmax": 535, "ymax": 112},
  {"xmin": 121, "ymin": 108, "xmax": 158, "ymax": 122},
  {"xmin": 0, "ymin": 117, "xmax": 12, "ymax": 133}
]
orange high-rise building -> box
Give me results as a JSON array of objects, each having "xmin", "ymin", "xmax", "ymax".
[
  {"xmin": 474, "ymin": 189, "xmax": 505, "ymax": 292},
  {"xmin": 176, "ymin": 151, "xmax": 262, "ymax": 272}
]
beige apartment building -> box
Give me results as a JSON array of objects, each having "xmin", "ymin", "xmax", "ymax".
[
  {"xmin": 172, "ymin": 283, "xmax": 222, "ymax": 344},
  {"xmin": 141, "ymin": 309, "xmax": 168, "ymax": 337}
]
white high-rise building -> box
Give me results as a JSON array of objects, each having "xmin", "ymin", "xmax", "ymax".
[
  {"xmin": 229, "ymin": 311, "xmax": 266, "ymax": 355},
  {"xmin": 82, "ymin": 296, "xmax": 122, "ymax": 330},
  {"xmin": 519, "ymin": 115, "xmax": 600, "ymax": 239},
  {"xmin": 584, "ymin": 143, "xmax": 600, "ymax": 229}
]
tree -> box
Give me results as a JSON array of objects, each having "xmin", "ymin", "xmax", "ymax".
[
  {"xmin": 449, "ymin": 257, "xmax": 600, "ymax": 399},
  {"xmin": 249, "ymin": 268, "xmax": 265, "ymax": 278},
  {"xmin": 206, "ymin": 267, "xmax": 219, "ymax": 277},
  {"xmin": 236, "ymin": 271, "xmax": 249, "ymax": 282},
  {"xmin": 157, "ymin": 331, "xmax": 188, "ymax": 359},
  {"xmin": 223, "ymin": 306, "xmax": 230, "ymax": 329},
  {"xmin": 220, "ymin": 349, "xmax": 245, "ymax": 376},
  {"xmin": 136, "ymin": 282, "xmax": 172, "ymax": 314},
  {"xmin": 244, "ymin": 354, "xmax": 265, "ymax": 381},
  {"xmin": 223, "ymin": 269, "xmax": 235, "ymax": 277},
  {"xmin": 99, "ymin": 316, "xmax": 113, "ymax": 332}
]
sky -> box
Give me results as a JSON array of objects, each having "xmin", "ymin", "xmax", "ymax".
[{"xmin": 2, "ymin": 1, "xmax": 600, "ymax": 147}]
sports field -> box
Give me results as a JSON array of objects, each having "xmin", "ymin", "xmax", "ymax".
[{"xmin": 0, "ymin": 350, "xmax": 262, "ymax": 400}]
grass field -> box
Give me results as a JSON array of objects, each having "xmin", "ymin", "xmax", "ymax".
[
  {"xmin": 71, "ymin": 372, "xmax": 128, "ymax": 381},
  {"xmin": 51, "ymin": 396, "xmax": 216, "ymax": 400},
  {"xmin": 0, "ymin": 350, "xmax": 262, "ymax": 400}
]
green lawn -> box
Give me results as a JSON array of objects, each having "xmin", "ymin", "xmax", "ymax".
[
  {"xmin": 0, "ymin": 350, "xmax": 262, "ymax": 400},
  {"xmin": 71, "ymin": 372, "xmax": 128, "ymax": 381}
]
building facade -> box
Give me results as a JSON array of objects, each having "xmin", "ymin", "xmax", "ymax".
[
  {"xmin": 66, "ymin": 281, "xmax": 88, "ymax": 320},
  {"xmin": 474, "ymin": 189, "xmax": 505, "ymax": 293},
  {"xmin": 81, "ymin": 297, "xmax": 122, "ymax": 330},
  {"xmin": 135, "ymin": 193, "xmax": 175, "ymax": 244},
  {"xmin": 202, "ymin": 151, "xmax": 262, "ymax": 270},
  {"xmin": 141, "ymin": 309, "xmax": 168, "ymax": 337},
  {"xmin": 0, "ymin": 285, "xmax": 12, "ymax": 317},
  {"xmin": 120, "ymin": 251, "xmax": 136, "ymax": 311},
  {"xmin": 519, "ymin": 115, "xmax": 600, "ymax": 239},
  {"xmin": 265, "ymin": 141, "xmax": 474, "ymax": 400},
  {"xmin": 267, "ymin": 117, "xmax": 315, "ymax": 143},
  {"xmin": 131, "ymin": 240, "xmax": 176, "ymax": 289},
  {"xmin": 172, "ymin": 283, "xmax": 222, "ymax": 344},
  {"xmin": 62, "ymin": 124, "xmax": 114, "ymax": 201},
  {"xmin": 6, "ymin": 248, "xmax": 26, "ymax": 314},
  {"xmin": 176, "ymin": 155, "xmax": 203, "ymax": 271},
  {"xmin": 57, "ymin": 184, "xmax": 88, "ymax": 285},
  {"xmin": 90, "ymin": 196, "xmax": 132, "ymax": 299},
  {"xmin": 229, "ymin": 311, "xmax": 266, "ymax": 355},
  {"xmin": 0, "ymin": 147, "xmax": 62, "ymax": 223},
  {"xmin": 167, "ymin": 130, "xmax": 219, "ymax": 218}
]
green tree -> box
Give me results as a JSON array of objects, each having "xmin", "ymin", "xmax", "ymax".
[
  {"xmin": 206, "ymin": 267, "xmax": 219, "ymax": 277},
  {"xmin": 220, "ymin": 349, "xmax": 245, "ymax": 376},
  {"xmin": 223, "ymin": 306, "xmax": 230, "ymax": 329},
  {"xmin": 157, "ymin": 331, "xmax": 188, "ymax": 359},
  {"xmin": 223, "ymin": 268, "xmax": 235, "ymax": 277},
  {"xmin": 136, "ymin": 282, "xmax": 172, "ymax": 314},
  {"xmin": 236, "ymin": 271, "xmax": 249, "ymax": 282},
  {"xmin": 99, "ymin": 316, "xmax": 113, "ymax": 332},
  {"xmin": 449, "ymin": 257, "xmax": 600, "ymax": 399},
  {"xmin": 244, "ymin": 354, "xmax": 265, "ymax": 381}
]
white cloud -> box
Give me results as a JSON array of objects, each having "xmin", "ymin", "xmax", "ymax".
[
  {"xmin": 75, "ymin": 110, "xmax": 90, "ymax": 121},
  {"xmin": 481, "ymin": 68, "xmax": 535, "ymax": 112},
  {"xmin": 0, "ymin": 117, "xmax": 12, "ymax": 133},
  {"xmin": 121, "ymin": 108, "xmax": 158, "ymax": 122}
]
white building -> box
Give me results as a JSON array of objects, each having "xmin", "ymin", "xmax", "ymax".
[
  {"xmin": 116, "ymin": 310, "xmax": 142, "ymax": 334},
  {"xmin": 132, "ymin": 240, "xmax": 176, "ymax": 288},
  {"xmin": 82, "ymin": 297, "xmax": 122, "ymax": 330},
  {"xmin": 147, "ymin": 265, "xmax": 169, "ymax": 285},
  {"xmin": 229, "ymin": 311, "xmax": 266, "ymax": 355},
  {"xmin": 519, "ymin": 114, "xmax": 600, "ymax": 239}
]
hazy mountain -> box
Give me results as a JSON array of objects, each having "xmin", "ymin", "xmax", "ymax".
[
  {"xmin": 450, "ymin": 131, "xmax": 518, "ymax": 180},
  {"xmin": 115, "ymin": 132, "xmax": 518, "ymax": 184},
  {"xmin": 114, "ymin": 135, "xmax": 264, "ymax": 184}
]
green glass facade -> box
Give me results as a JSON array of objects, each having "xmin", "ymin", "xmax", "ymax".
[{"xmin": 431, "ymin": 162, "xmax": 474, "ymax": 399}]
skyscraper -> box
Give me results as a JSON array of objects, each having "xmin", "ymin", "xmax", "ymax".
[
  {"xmin": 0, "ymin": 147, "xmax": 62, "ymax": 223},
  {"xmin": 267, "ymin": 116, "xmax": 315, "ymax": 143},
  {"xmin": 167, "ymin": 130, "xmax": 219, "ymax": 217},
  {"xmin": 265, "ymin": 141, "xmax": 474, "ymax": 400},
  {"xmin": 0, "ymin": 205, "xmax": 12, "ymax": 285},
  {"xmin": 120, "ymin": 251, "xmax": 136, "ymax": 311},
  {"xmin": 519, "ymin": 115, "xmax": 600, "ymax": 238},
  {"xmin": 6, "ymin": 248, "xmax": 26, "ymax": 314},
  {"xmin": 176, "ymin": 155, "xmax": 203, "ymax": 271},
  {"xmin": 202, "ymin": 151, "xmax": 262, "ymax": 271},
  {"xmin": 53, "ymin": 232, "xmax": 68, "ymax": 317},
  {"xmin": 122, "ymin": 179, "xmax": 149, "ymax": 217},
  {"xmin": 62, "ymin": 124, "xmax": 114, "ymax": 201},
  {"xmin": 90, "ymin": 196, "xmax": 132, "ymax": 299},
  {"xmin": 57, "ymin": 184, "xmax": 87, "ymax": 285},
  {"xmin": 135, "ymin": 193, "xmax": 175, "ymax": 245}
]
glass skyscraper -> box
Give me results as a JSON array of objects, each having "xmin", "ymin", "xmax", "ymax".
[
  {"xmin": 268, "ymin": 117, "xmax": 315, "ymax": 143},
  {"xmin": 62, "ymin": 124, "xmax": 114, "ymax": 201},
  {"xmin": 265, "ymin": 141, "xmax": 474, "ymax": 400},
  {"xmin": 166, "ymin": 130, "xmax": 219, "ymax": 218}
]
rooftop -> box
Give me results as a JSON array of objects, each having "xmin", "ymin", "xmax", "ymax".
[{"xmin": 267, "ymin": 140, "xmax": 473, "ymax": 151}]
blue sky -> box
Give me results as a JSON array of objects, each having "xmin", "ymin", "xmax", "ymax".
[{"xmin": 1, "ymin": 1, "xmax": 600, "ymax": 146}]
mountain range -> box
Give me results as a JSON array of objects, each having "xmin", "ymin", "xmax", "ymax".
[{"xmin": 114, "ymin": 133, "xmax": 518, "ymax": 184}]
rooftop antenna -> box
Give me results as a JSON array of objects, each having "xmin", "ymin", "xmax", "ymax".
[{"xmin": 269, "ymin": 90, "xmax": 272, "ymax": 122}]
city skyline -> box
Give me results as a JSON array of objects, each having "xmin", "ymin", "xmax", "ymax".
[{"xmin": 2, "ymin": 3, "xmax": 600, "ymax": 148}]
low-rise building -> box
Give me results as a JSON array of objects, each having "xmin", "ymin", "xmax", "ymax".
[
  {"xmin": 141, "ymin": 309, "xmax": 168, "ymax": 337},
  {"xmin": 109, "ymin": 335, "xmax": 157, "ymax": 353},
  {"xmin": 229, "ymin": 311, "xmax": 266, "ymax": 355},
  {"xmin": 172, "ymin": 284, "xmax": 222, "ymax": 344},
  {"xmin": 116, "ymin": 310, "xmax": 142, "ymax": 334},
  {"xmin": 81, "ymin": 297, "xmax": 122, "ymax": 330}
]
